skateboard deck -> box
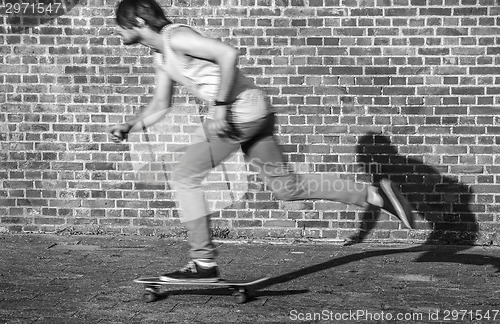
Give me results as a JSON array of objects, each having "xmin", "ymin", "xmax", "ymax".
[{"xmin": 134, "ymin": 276, "xmax": 270, "ymax": 304}]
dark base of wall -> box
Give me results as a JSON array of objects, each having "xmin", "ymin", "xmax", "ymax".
[{"xmin": 1, "ymin": 224, "xmax": 498, "ymax": 247}]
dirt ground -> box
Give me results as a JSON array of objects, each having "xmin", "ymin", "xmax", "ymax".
[{"xmin": 1, "ymin": 234, "xmax": 500, "ymax": 323}]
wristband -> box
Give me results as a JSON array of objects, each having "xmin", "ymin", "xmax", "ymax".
[
  {"xmin": 125, "ymin": 121, "xmax": 134, "ymax": 131},
  {"xmin": 214, "ymin": 100, "xmax": 233, "ymax": 106}
]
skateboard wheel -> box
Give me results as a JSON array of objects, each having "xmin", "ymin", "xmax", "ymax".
[
  {"xmin": 142, "ymin": 292, "xmax": 158, "ymax": 303},
  {"xmin": 233, "ymin": 292, "xmax": 248, "ymax": 304}
]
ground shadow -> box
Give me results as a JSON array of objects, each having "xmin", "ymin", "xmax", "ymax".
[
  {"xmin": 347, "ymin": 132, "xmax": 479, "ymax": 264},
  {"xmin": 150, "ymin": 287, "xmax": 309, "ymax": 304},
  {"xmin": 257, "ymin": 245, "xmax": 500, "ymax": 294},
  {"xmin": 144, "ymin": 246, "xmax": 500, "ymax": 303},
  {"xmin": 248, "ymin": 133, "xmax": 494, "ymax": 293},
  {"xmin": 143, "ymin": 132, "xmax": 498, "ymax": 300},
  {"xmin": 199, "ymin": 134, "xmax": 494, "ymax": 296}
]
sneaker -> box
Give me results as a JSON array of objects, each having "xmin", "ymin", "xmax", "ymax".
[
  {"xmin": 379, "ymin": 179, "xmax": 415, "ymax": 229},
  {"xmin": 160, "ymin": 260, "xmax": 220, "ymax": 282}
]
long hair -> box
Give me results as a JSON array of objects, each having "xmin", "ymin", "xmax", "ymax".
[{"xmin": 115, "ymin": 0, "xmax": 171, "ymax": 32}]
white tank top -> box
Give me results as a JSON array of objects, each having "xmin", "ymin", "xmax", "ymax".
[{"xmin": 154, "ymin": 24, "xmax": 270, "ymax": 123}]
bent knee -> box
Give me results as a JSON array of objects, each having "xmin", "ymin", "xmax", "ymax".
[
  {"xmin": 171, "ymin": 165, "xmax": 205, "ymax": 188},
  {"xmin": 171, "ymin": 166, "xmax": 185, "ymax": 184}
]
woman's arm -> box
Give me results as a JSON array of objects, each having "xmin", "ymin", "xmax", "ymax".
[
  {"xmin": 170, "ymin": 27, "xmax": 240, "ymax": 137},
  {"xmin": 110, "ymin": 68, "xmax": 173, "ymax": 142}
]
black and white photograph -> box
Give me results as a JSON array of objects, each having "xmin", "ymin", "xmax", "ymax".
[{"xmin": 1, "ymin": 0, "xmax": 500, "ymax": 322}]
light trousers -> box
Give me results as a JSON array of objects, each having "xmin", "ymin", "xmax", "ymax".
[{"xmin": 171, "ymin": 113, "xmax": 370, "ymax": 260}]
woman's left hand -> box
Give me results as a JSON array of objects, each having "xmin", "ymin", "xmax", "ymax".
[{"xmin": 207, "ymin": 106, "xmax": 230, "ymax": 137}]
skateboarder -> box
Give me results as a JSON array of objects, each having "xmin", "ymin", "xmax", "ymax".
[{"xmin": 110, "ymin": 0, "xmax": 415, "ymax": 282}]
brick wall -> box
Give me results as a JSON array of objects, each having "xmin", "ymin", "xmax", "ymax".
[{"xmin": 1, "ymin": 0, "xmax": 499, "ymax": 245}]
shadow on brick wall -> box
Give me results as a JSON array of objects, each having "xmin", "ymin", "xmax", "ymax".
[
  {"xmin": 260, "ymin": 135, "xmax": 498, "ymax": 291},
  {"xmin": 348, "ymin": 132, "xmax": 479, "ymax": 249}
]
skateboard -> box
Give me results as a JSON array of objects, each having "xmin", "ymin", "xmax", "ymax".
[{"xmin": 134, "ymin": 276, "xmax": 270, "ymax": 304}]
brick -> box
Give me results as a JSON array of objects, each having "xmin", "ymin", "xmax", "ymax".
[
  {"xmin": 434, "ymin": 66, "xmax": 467, "ymax": 75},
  {"xmin": 0, "ymin": 217, "xmax": 24, "ymax": 224},
  {"xmin": 365, "ymin": 67, "xmax": 397, "ymax": 75},
  {"xmin": 417, "ymin": 87, "xmax": 450, "ymax": 95},
  {"xmin": 350, "ymin": 8, "xmax": 383, "ymax": 16},
  {"xmin": 384, "ymin": 8, "xmax": 417, "ymax": 16},
  {"xmin": 52, "ymin": 163, "xmax": 83, "ymax": 170},
  {"xmin": 297, "ymin": 220, "xmax": 330, "ymax": 228},
  {"xmin": 453, "ymin": 126, "xmax": 486, "ymax": 134},
  {"xmin": 265, "ymin": 28, "xmax": 297, "ymax": 37},
  {"xmin": 99, "ymin": 218, "xmax": 131, "ymax": 226},
  {"xmin": 434, "ymin": 106, "xmax": 468, "ymax": 114},
  {"xmin": 3, "ymin": 181, "xmax": 34, "ymax": 189},
  {"xmin": 419, "ymin": 126, "xmax": 452, "ymax": 134},
  {"xmin": 451, "ymin": 87, "xmax": 484, "ymax": 95},
  {"xmin": 150, "ymin": 201, "xmax": 177, "ymax": 208},
  {"xmin": 349, "ymin": 86, "xmax": 382, "ymax": 95},
  {"xmin": 233, "ymin": 220, "xmax": 263, "ymax": 227},
  {"xmin": 434, "ymin": 145, "xmax": 469, "ymax": 154},
  {"xmin": 470, "ymin": 67, "xmax": 500, "ymax": 75},
  {"xmin": 317, "ymin": 8, "xmax": 346, "ymax": 16},
  {"xmin": 486, "ymin": 47, "xmax": 500, "ymax": 55},
  {"xmin": 330, "ymin": 67, "xmax": 363, "ymax": 75},
  {"xmin": 453, "ymin": 7, "xmax": 488, "ymax": 16},
  {"xmin": 297, "ymin": 67, "xmax": 329, "ymax": 75},
  {"xmin": 418, "ymin": 48, "xmax": 450, "ymax": 56},
  {"xmin": 133, "ymin": 219, "xmax": 164, "ymax": 227},
  {"xmin": 419, "ymin": 8, "xmax": 452, "ymax": 16},
  {"xmin": 383, "ymin": 87, "xmax": 415, "ymax": 95},
  {"xmin": 471, "ymin": 27, "xmax": 500, "ymax": 36},
  {"xmin": 437, "ymin": 27, "xmax": 468, "ymax": 36},
  {"xmin": 85, "ymin": 163, "xmax": 115, "ymax": 171},
  {"xmin": 35, "ymin": 217, "xmax": 65, "ymax": 225},
  {"xmin": 53, "ymin": 124, "xmax": 82, "ymax": 132},
  {"xmin": 398, "ymin": 67, "xmax": 432, "ymax": 75},
  {"xmin": 487, "ymin": 127, "xmax": 500, "ymax": 134}
]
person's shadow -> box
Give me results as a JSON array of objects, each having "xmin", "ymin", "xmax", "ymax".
[
  {"xmin": 217, "ymin": 133, "xmax": 499, "ymax": 300},
  {"xmin": 346, "ymin": 132, "xmax": 482, "ymax": 263}
]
